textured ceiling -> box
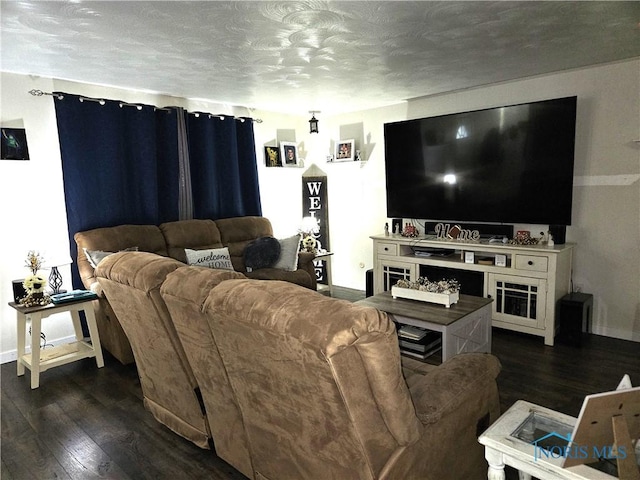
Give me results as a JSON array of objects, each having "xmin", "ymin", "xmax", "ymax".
[{"xmin": 2, "ymin": 1, "xmax": 639, "ymax": 114}]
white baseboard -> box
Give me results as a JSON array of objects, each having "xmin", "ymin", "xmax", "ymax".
[{"xmin": 0, "ymin": 334, "xmax": 76, "ymax": 365}]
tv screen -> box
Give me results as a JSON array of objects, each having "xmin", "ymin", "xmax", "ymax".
[{"xmin": 384, "ymin": 96, "xmax": 577, "ymax": 226}]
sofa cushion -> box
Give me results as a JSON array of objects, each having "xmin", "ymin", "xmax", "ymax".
[
  {"xmin": 272, "ymin": 234, "xmax": 301, "ymax": 271},
  {"xmin": 244, "ymin": 236, "xmax": 281, "ymax": 272},
  {"xmin": 160, "ymin": 219, "xmax": 223, "ymax": 263},
  {"xmin": 185, "ymin": 247, "xmax": 234, "ymax": 270}
]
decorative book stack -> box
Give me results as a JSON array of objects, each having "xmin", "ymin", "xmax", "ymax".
[{"xmin": 397, "ymin": 324, "xmax": 442, "ymax": 360}]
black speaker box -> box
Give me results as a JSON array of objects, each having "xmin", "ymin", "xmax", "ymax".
[
  {"xmin": 365, "ymin": 269, "xmax": 374, "ymax": 297},
  {"xmin": 549, "ymin": 225, "xmax": 566, "ymax": 244},
  {"xmin": 558, "ymin": 292, "xmax": 593, "ymax": 346},
  {"xmin": 12, "ymin": 279, "xmax": 26, "ymax": 303}
]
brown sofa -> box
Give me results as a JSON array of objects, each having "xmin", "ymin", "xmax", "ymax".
[
  {"xmin": 160, "ymin": 267, "xmax": 502, "ymax": 480},
  {"xmin": 74, "ymin": 216, "xmax": 316, "ymax": 364}
]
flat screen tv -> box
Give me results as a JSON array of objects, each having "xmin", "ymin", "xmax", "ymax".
[{"xmin": 384, "ymin": 96, "xmax": 577, "ymax": 226}]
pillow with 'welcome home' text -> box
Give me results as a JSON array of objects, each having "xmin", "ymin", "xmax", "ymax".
[{"xmin": 185, "ymin": 247, "xmax": 234, "ymax": 270}]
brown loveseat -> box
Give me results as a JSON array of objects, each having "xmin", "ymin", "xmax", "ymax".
[
  {"xmin": 75, "ymin": 216, "xmax": 316, "ymax": 364},
  {"xmin": 159, "ymin": 267, "xmax": 502, "ymax": 480}
]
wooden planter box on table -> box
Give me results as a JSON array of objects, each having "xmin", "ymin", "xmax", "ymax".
[{"xmin": 391, "ymin": 286, "xmax": 459, "ymax": 308}]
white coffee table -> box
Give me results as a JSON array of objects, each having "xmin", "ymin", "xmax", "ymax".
[{"xmin": 479, "ymin": 400, "xmax": 638, "ymax": 480}]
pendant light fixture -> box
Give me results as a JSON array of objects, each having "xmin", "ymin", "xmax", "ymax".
[{"xmin": 309, "ymin": 111, "xmax": 319, "ymax": 134}]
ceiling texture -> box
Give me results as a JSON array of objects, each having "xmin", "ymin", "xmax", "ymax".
[{"xmin": 1, "ymin": 1, "xmax": 639, "ymax": 115}]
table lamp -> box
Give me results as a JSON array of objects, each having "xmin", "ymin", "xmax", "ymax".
[{"xmin": 45, "ymin": 254, "xmax": 73, "ymax": 295}]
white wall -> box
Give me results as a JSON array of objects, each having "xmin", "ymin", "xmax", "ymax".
[
  {"xmin": 0, "ymin": 74, "xmax": 73, "ymax": 363},
  {"xmin": 1, "ymin": 59, "xmax": 638, "ymax": 364}
]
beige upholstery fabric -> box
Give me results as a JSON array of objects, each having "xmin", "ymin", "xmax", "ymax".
[
  {"xmin": 160, "ymin": 266, "xmax": 254, "ymax": 479},
  {"xmin": 161, "ymin": 276, "xmax": 501, "ymax": 480},
  {"xmin": 95, "ymin": 252, "xmax": 211, "ymax": 449},
  {"xmin": 159, "ymin": 219, "xmax": 223, "ymax": 264}
]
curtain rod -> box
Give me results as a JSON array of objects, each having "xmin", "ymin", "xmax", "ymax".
[{"xmin": 28, "ymin": 89, "xmax": 263, "ymax": 123}]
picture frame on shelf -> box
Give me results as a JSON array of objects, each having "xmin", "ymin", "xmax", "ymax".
[
  {"xmin": 264, "ymin": 146, "xmax": 281, "ymax": 167},
  {"xmin": 280, "ymin": 142, "xmax": 299, "ymax": 167},
  {"xmin": 335, "ymin": 139, "xmax": 355, "ymax": 162}
]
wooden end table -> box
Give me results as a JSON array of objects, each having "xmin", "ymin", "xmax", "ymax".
[{"xmin": 9, "ymin": 297, "xmax": 105, "ymax": 389}]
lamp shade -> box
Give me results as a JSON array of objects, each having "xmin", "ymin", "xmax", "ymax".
[
  {"xmin": 43, "ymin": 254, "xmax": 73, "ymax": 268},
  {"xmin": 299, "ymin": 216, "xmax": 320, "ymax": 235}
]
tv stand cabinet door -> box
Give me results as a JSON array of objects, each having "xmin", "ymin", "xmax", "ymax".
[
  {"xmin": 375, "ymin": 259, "xmax": 416, "ymax": 295},
  {"xmin": 487, "ymin": 273, "xmax": 547, "ymax": 331}
]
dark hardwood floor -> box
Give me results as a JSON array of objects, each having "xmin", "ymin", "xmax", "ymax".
[{"xmin": 2, "ymin": 286, "xmax": 639, "ymax": 479}]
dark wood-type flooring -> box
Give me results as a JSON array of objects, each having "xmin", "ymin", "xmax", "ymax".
[{"xmin": 2, "ymin": 286, "xmax": 639, "ymax": 479}]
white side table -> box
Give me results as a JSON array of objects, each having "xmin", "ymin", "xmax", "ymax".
[
  {"xmin": 314, "ymin": 251, "xmax": 334, "ymax": 296},
  {"xmin": 479, "ymin": 400, "xmax": 636, "ymax": 479},
  {"xmin": 10, "ymin": 298, "xmax": 105, "ymax": 389}
]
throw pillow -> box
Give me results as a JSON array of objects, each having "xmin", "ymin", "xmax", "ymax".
[
  {"xmin": 272, "ymin": 234, "xmax": 301, "ymax": 271},
  {"xmin": 83, "ymin": 246, "xmax": 139, "ymax": 268},
  {"xmin": 185, "ymin": 247, "xmax": 234, "ymax": 270},
  {"xmin": 244, "ymin": 236, "xmax": 281, "ymax": 272}
]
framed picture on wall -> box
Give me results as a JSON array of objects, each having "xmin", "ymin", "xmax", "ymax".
[
  {"xmin": 264, "ymin": 146, "xmax": 281, "ymax": 167},
  {"xmin": 1, "ymin": 127, "xmax": 30, "ymax": 160},
  {"xmin": 335, "ymin": 139, "xmax": 355, "ymax": 162},
  {"xmin": 280, "ymin": 142, "xmax": 299, "ymax": 167}
]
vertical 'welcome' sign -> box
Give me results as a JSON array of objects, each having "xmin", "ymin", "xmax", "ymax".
[{"xmin": 302, "ymin": 165, "xmax": 330, "ymax": 285}]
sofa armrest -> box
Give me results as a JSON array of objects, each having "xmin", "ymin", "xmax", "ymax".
[
  {"xmin": 88, "ymin": 281, "xmax": 104, "ymax": 297},
  {"xmin": 297, "ymin": 251, "xmax": 317, "ymax": 289},
  {"xmin": 408, "ymin": 353, "xmax": 501, "ymax": 425}
]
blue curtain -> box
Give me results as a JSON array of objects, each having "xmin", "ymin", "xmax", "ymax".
[
  {"xmin": 54, "ymin": 93, "xmax": 261, "ymax": 291},
  {"xmin": 188, "ymin": 114, "xmax": 262, "ymax": 219},
  {"xmin": 54, "ymin": 93, "xmax": 179, "ymax": 289}
]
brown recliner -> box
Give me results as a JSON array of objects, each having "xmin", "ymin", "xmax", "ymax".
[
  {"xmin": 162, "ymin": 274, "xmax": 501, "ymax": 480},
  {"xmin": 160, "ymin": 266, "xmax": 254, "ymax": 479},
  {"xmin": 74, "ymin": 224, "xmax": 168, "ymax": 364},
  {"xmin": 95, "ymin": 251, "xmax": 211, "ymax": 449}
]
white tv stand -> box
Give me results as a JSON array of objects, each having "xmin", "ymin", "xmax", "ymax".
[{"xmin": 371, "ymin": 234, "xmax": 575, "ymax": 346}]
